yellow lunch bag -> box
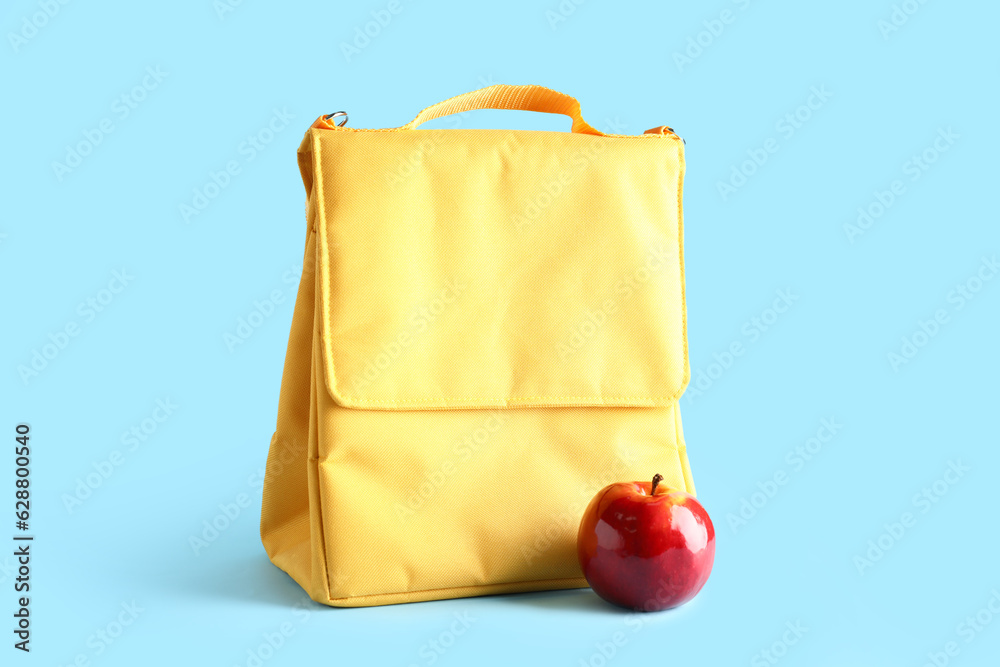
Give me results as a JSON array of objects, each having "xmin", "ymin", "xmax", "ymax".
[{"xmin": 260, "ymin": 84, "xmax": 694, "ymax": 607}]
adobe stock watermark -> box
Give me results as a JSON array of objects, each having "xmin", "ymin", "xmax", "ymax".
[
  {"xmin": 224, "ymin": 261, "xmax": 303, "ymax": 352},
  {"xmin": 557, "ymin": 245, "xmax": 673, "ymax": 360},
  {"xmin": 581, "ymin": 599, "xmax": 716, "ymax": 666},
  {"xmin": 727, "ymin": 418, "xmax": 843, "ymax": 534},
  {"xmin": 179, "ymin": 107, "xmax": 294, "ymax": 223},
  {"xmin": 382, "ymin": 72, "xmax": 524, "ymax": 187},
  {"xmin": 51, "ymin": 66, "xmax": 168, "ymax": 182},
  {"xmin": 188, "ymin": 440, "xmax": 301, "ymax": 556},
  {"xmin": 887, "ymin": 255, "xmax": 996, "ymax": 372},
  {"xmin": 340, "ymin": 0, "xmax": 409, "ymax": 63},
  {"xmin": 545, "ymin": 0, "xmax": 588, "ymax": 31},
  {"xmin": 189, "ymin": 487, "xmax": 256, "ymax": 557},
  {"xmin": 878, "ymin": 0, "xmax": 932, "ymax": 40},
  {"xmin": 8, "ymin": 0, "xmax": 72, "ymax": 54},
  {"xmin": 522, "ymin": 456, "xmax": 633, "ymax": 566},
  {"xmin": 385, "ymin": 98, "xmax": 598, "ymax": 191},
  {"xmin": 232, "ymin": 596, "xmax": 313, "ymax": 667},
  {"xmin": 853, "ymin": 459, "xmax": 970, "ymax": 575},
  {"xmin": 717, "ymin": 85, "xmax": 832, "ymax": 201},
  {"xmin": 388, "ymin": 114, "xmax": 622, "ymax": 210},
  {"xmin": 672, "ymin": 0, "xmax": 755, "ymax": 73},
  {"xmin": 383, "ymin": 110, "xmax": 477, "ymax": 188},
  {"xmin": 384, "ymin": 130, "xmax": 448, "ymax": 188},
  {"xmin": 919, "ymin": 589, "xmax": 1000, "ymax": 667},
  {"xmin": 189, "ymin": 489, "xmax": 255, "ymax": 558},
  {"xmin": 751, "ymin": 621, "xmax": 809, "ymax": 667},
  {"xmin": 213, "ymin": 0, "xmax": 248, "ymax": 21},
  {"xmin": 511, "ymin": 146, "xmax": 607, "ymax": 230},
  {"xmin": 62, "ymin": 398, "xmax": 179, "ymax": 514},
  {"xmin": 347, "ymin": 278, "xmax": 466, "ymax": 394},
  {"xmin": 57, "ymin": 600, "xmax": 145, "ymax": 666},
  {"xmin": 406, "ymin": 612, "xmax": 477, "ymax": 667},
  {"xmin": 576, "ymin": 610, "xmax": 662, "ymax": 667},
  {"xmin": 685, "ymin": 289, "xmax": 798, "ymax": 403},
  {"xmin": 395, "ymin": 412, "xmax": 508, "ymax": 522},
  {"xmin": 17, "ymin": 268, "xmax": 134, "ymax": 385},
  {"xmin": 843, "ymin": 127, "xmax": 958, "ymax": 244},
  {"xmin": 512, "ymin": 138, "xmax": 606, "ymax": 231},
  {"xmin": 513, "ymin": 117, "xmax": 627, "ymax": 231}
]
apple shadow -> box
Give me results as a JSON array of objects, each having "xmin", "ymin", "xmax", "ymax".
[
  {"xmin": 493, "ymin": 587, "xmax": 626, "ymax": 615},
  {"xmin": 495, "ymin": 586, "xmax": 705, "ymax": 622}
]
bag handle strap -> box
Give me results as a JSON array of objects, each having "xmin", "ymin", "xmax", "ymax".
[{"xmin": 400, "ymin": 84, "xmax": 605, "ymax": 135}]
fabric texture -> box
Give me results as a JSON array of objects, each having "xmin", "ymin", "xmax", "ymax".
[{"xmin": 260, "ymin": 85, "xmax": 694, "ymax": 607}]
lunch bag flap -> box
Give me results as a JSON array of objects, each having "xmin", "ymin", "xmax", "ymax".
[{"xmin": 300, "ymin": 111, "xmax": 688, "ymax": 410}]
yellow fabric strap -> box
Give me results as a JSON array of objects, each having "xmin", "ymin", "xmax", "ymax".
[{"xmin": 400, "ymin": 84, "xmax": 604, "ymax": 135}]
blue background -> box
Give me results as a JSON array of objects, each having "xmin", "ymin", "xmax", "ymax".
[{"xmin": 3, "ymin": 0, "xmax": 998, "ymax": 665}]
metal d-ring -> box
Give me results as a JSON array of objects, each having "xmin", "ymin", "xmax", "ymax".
[{"xmin": 323, "ymin": 111, "xmax": 348, "ymax": 127}]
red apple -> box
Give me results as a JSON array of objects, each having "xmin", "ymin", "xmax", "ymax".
[{"xmin": 577, "ymin": 474, "xmax": 715, "ymax": 611}]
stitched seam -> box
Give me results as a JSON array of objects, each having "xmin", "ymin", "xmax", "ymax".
[
  {"xmin": 335, "ymin": 396, "xmax": 675, "ymax": 404},
  {"xmin": 316, "ymin": 120, "xmax": 666, "ymax": 139},
  {"xmin": 302, "ymin": 217, "xmax": 335, "ymax": 601},
  {"xmin": 326, "ymin": 576, "xmax": 588, "ymax": 603},
  {"xmin": 675, "ymin": 136, "xmax": 691, "ymax": 396},
  {"xmin": 312, "ymin": 131, "xmax": 348, "ymax": 408}
]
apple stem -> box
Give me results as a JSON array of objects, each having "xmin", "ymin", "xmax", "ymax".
[{"xmin": 651, "ymin": 473, "xmax": 663, "ymax": 495}]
